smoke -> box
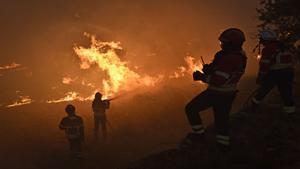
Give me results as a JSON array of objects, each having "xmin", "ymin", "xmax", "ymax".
[
  {"xmin": 0, "ymin": 2, "xmax": 265, "ymax": 169},
  {"xmin": 0, "ymin": 0, "xmax": 260, "ymax": 107}
]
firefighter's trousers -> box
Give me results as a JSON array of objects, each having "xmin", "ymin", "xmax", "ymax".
[
  {"xmin": 94, "ymin": 113, "xmax": 107, "ymax": 138},
  {"xmin": 185, "ymin": 89, "xmax": 237, "ymax": 146},
  {"xmin": 253, "ymin": 69, "xmax": 295, "ymax": 114},
  {"xmin": 68, "ymin": 138, "xmax": 82, "ymax": 155}
]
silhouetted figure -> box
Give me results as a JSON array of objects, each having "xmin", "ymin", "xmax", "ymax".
[
  {"xmin": 180, "ymin": 28, "xmax": 247, "ymax": 151},
  {"xmin": 59, "ymin": 104, "xmax": 84, "ymax": 158},
  {"xmin": 251, "ymin": 30, "xmax": 295, "ymax": 114},
  {"xmin": 92, "ymin": 92, "xmax": 110, "ymax": 140}
]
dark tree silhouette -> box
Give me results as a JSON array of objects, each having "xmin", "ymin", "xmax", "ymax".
[{"xmin": 257, "ymin": 0, "xmax": 300, "ymax": 59}]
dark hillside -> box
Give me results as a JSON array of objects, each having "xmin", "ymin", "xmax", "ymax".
[{"xmin": 123, "ymin": 70, "xmax": 300, "ymax": 169}]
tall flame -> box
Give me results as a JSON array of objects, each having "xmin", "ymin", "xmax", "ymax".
[{"xmin": 73, "ymin": 33, "xmax": 162, "ymax": 98}]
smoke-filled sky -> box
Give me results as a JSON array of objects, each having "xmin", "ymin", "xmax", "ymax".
[{"xmin": 0, "ymin": 0, "xmax": 260, "ymax": 108}]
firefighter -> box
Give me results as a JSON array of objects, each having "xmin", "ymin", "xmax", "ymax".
[
  {"xmin": 251, "ymin": 30, "xmax": 295, "ymax": 114},
  {"xmin": 180, "ymin": 28, "xmax": 247, "ymax": 150},
  {"xmin": 59, "ymin": 104, "xmax": 84, "ymax": 158},
  {"xmin": 92, "ymin": 92, "xmax": 110, "ymax": 140}
]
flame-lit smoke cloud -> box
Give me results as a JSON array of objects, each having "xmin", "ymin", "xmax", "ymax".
[
  {"xmin": 0, "ymin": 0, "xmax": 260, "ymax": 109},
  {"xmin": 6, "ymin": 96, "xmax": 33, "ymax": 108},
  {"xmin": 73, "ymin": 33, "xmax": 164, "ymax": 98}
]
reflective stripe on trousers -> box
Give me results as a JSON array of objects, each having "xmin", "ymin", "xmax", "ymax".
[
  {"xmin": 252, "ymin": 97, "xmax": 262, "ymax": 104},
  {"xmin": 215, "ymin": 71, "xmax": 230, "ymax": 79},
  {"xmin": 216, "ymin": 134, "xmax": 230, "ymax": 146},
  {"xmin": 192, "ymin": 125, "xmax": 205, "ymax": 134},
  {"xmin": 283, "ymin": 106, "xmax": 296, "ymax": 114}
]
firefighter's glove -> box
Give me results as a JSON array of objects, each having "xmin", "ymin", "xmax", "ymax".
[
  {"xmin": 193, "ymin": 71, "xmax": 206, "ymax": 82},
  {"xmin": 202, "ymin": 64, "xmax": 213, "ymax": 75}
]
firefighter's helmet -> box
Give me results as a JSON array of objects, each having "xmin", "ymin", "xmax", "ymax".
[
  {"xmin": 95, "ymin": 92, "xmax": 102, "ymax": 100},
  {"xmin": 260, "ymin": 30, "xmax": 277, "ymax": 41},
  {"xmin": 219, "ymin": 28, "xmax": 246, "ymax": 46},
  {"xmin": 65, "ymin": 104, "xmax": 75, "ymax": 114}
]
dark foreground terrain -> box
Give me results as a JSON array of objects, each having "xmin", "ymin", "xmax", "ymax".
[
  {"xmin": 0, "ymin": 75, "xmax": 299, "ymax": 169},
  {"xmin": 124, "ymin": 103, "xmax": 300, "ymax": 169},
  {"xmin": 124, "ymin": 72, "xmax": 300, "ymax": 169}
]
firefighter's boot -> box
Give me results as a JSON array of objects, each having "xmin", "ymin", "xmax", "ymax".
[{"xmin": 179, "ymin": 133, "xmax": 206, "ymax": 150}]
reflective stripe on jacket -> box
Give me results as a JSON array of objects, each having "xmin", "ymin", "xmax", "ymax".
[
  {"xmin": 59, "ymin": 116, "xmax": 84, "ymax": 139},
  {"xmin": 259, "ymin": 42, "xmax": 294, "ymax": 75},
  {"xmin": 206, "ymin": 50, "xmax": 247, "ymax": 92}
]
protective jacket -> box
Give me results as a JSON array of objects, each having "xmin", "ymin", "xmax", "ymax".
[
  {"xmin": 92, "ymin": 99, "xmax": 109, "ymax": 117},
  {"xmin": 59, "ymin": 115, "xmax": 84, "ymax": 140},
  {"xmin": 253, "ymin": 41, "xmax": 295, "ymax": 114},
  {"xmin": 258, "ymin": 42, "xmax": 294, "ymax": 77},
  {"xmin": 205, "ymin": 50, "xmax": 247, "ymax": 92}
]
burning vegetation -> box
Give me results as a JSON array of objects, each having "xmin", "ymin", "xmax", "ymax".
[
  {"xmin": 73, "ymin": 33, "xmax": 164, "ymax": 98},
  {"xmin": 6, "ymin": 96, "xmax": 33, "ymax": 108},
  {"xmin": 40, "ymin": 33, "xmax": 205, "ymax": 105},
  {"xmin": 0, "ymin": 31, "xmax": 216, "ymax": 108}
]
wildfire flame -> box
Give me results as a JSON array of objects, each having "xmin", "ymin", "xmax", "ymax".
[
  {"xmin": 0, "ymin": 62, "xmax": 21, "ymax": 70},
  {"xmin": 46, "ymin": 91, "xmax": 93, "ymax": 103},
  {"xmin": 6, "ymin": 96, "xmax": 33, "ymax": 108},
  {"xmin": 73, "ymin": 33, "xmax": 163, "ymax": 98},
  {"xmin": 2, "ymin": 34, "xmax": 208, "ymax": 107},
  {"xmin": 170, "ymin": 55, "xmax": 203, "ymax": 78},
  {"xmin": 40, "ymin": 34, "xmax": 207, "ymax": 105},
  {"xmin": 62, "ymin": 77, "xmax": 75, "ymax": 84}
]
